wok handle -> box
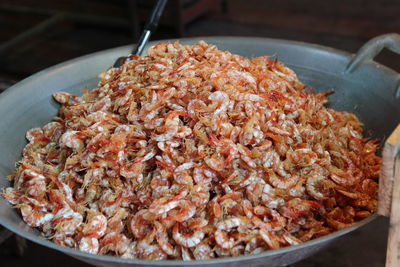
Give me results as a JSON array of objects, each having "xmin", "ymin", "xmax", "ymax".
[
  {"xmin": 346, "ymin": 33, "xmax": 400, "ymax": 73},
  {"xmin": 378, "ymin": 124, "xmax": 400, "ymax": 267}
]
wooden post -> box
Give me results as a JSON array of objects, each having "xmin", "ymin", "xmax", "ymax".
[
  {"xmin": 378, "ymin": 124, "xmax": 400, "ymax": 267},
  {"xmin": 386, "ymin": 157, "xmax": 400, "ymax": 267}
]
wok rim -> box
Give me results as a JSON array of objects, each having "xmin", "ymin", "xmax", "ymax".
[{"xmin": 0, "ymin": 35, "xmax": 388, "ymax": 265}]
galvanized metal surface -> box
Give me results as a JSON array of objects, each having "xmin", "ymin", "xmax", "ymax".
[{"xmin": 0, "ymin": 36, "xmax": 399, "ymax": 266}]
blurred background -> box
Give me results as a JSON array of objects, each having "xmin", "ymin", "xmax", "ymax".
[
  {"xmin": 0, "ymin": 0, "xmax": 395, "ymax": 266},
  {"xmin": 1, "ymin": 0, "xmax": 400, "ymax": 90}
]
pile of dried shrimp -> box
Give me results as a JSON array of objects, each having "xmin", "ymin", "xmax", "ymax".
[{"xmin": 3, "ymin": 41, "xmax": 381, "ymax": 260}]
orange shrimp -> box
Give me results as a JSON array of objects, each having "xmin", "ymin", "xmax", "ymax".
[
  {"xmin": 266, "ymin": 169, "xmax": 299, "ymax": 189},
  {"xmin": 154, "ymin": 222, "xmax": 177, "ymax": 256},
  {"xmin": 208, "ymin": 91, "xmax": 229, "ymax": 115},
  {"xmin": 59, "ymin": 130, "xmax": 84, "ymax": 151},
  {"xmin": 214, "ymin": 229, "xmax": 235, "ymax": 249},
  {"xmin": 52, "ymin": 207, "xmax": 83, "ymax": 236},
  {"xmin": 205, "ymin": 153, "xmax": 225, "ymax": 172},
  {"xmin": 306, "ymin": 176, "xmax": 335, "ymax": 200},
  {"xmin": 20, "ymin": 204, "xmax": 54, "ymax": 228},
  {"xmin": 79, "ymin": 236, "xmax": 99, "ymax": 254},
  {"xmin": 259, "ymin": 229, "xmax": 280, "ymax": 250},
  {"xmin": 193, "ymin": 243, "xmax": 213, "ymax": 260},
  {"xmin": 149, "ymin": 197, "xmax": 180, "ymax": 216},
  {"xmin": 99, "ymin": 232, "xmax": 130, "ymax": 255},
  {"xmin": 107, "ymin": 208, "xmax": 128, "ymax": 233},
  {"xmin": 329, "ymin": 151, "xmax": 362, "ymax": 186},
  {"xmin": 172, "ymin": 223, "xmax": 205, "ymax": 248},
  {"xmin": 165, "ymin": 200, "xmax": 196, "ymax": 222},
  {"xmin": 129, "ymin": 209, "xmax": 153, "ymax": 239},
  {"xmin": 98, "ymin": 190, "xmax": 123, "ymax": 216},
  {"xmin": 82, "ymin": 214, "xmax": 107, "ymax": 238},
  {"xmin": 279, "ymin": 198, "xmax": 321, "ymax": 220}
]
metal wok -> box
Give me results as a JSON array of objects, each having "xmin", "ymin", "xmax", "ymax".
[{"xmin": 0, "ymin": 35, "xmax": 399, "ymax": 267}]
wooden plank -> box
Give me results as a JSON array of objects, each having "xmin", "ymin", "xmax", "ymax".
[
  {"xmin": 378, "ymin": 124, "xmax": 400, "ymax": 267},
  {"xmin": 386, "ymin": 157, "xmax": 400, "ymax": 267},
  {"xmin": 378, "ymin": 125, "xmax": 400, "ymax": 216}
]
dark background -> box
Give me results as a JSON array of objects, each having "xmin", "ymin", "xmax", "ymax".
[{"xmin": 0, "ymin": 0, "xmax": 395, "ymax": 266}]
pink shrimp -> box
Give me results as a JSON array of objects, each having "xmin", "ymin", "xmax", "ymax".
[
  {"xmin": 282, "ymin": 232, "xmax": 302, "ymax": 246},
  {"xmin": 215, "ymin": 217, "xmax": 248, "ymax": 249},
  {"xmin": 89, "ymin": 95, "xmax": 112, "ymax": 113},
  {"xmin": 149, "ymin": 197, "xmax": 180, "ymax": 216},
  {"xmin": 193, "ymin": 167, "xmax": 212, "ymax": 184},
  {"xmin": 237, "ymin": 144, "xmax": 257, "ymax": 168},
  {"xmin": 330, "ymin": 168, "xmax": 363, "ymax": 187},
  {"xmin": 259, "ymin": 229, "xmax": 280, "ymax": 250},
  {"xmin": 211, "ymin": 197, "xmax": 223, "ymax": 218},
  {"xmin": 208, "ymin": 91, "xmax": 229, "ymax": 115},
  {"xmin": 188, "ymin": 217, "xmax": 209, "ymax": 230},
  {"xmin": 53, "ymin": 91, "xmax": 76, "ymax": 104},
  {"xmin": 53, "ymin": 234, "xmax": 76, "ymax": 248},
  {"xmin": 229, "ymin": 92, "xmax": 263, "ymax": 102},
  {"xmin": 181, "ymin": 247, "xmax": 193, "ymax": 261},
  {"xmin": 79, "ymin": 237, "xmax": 99, "ymax": 254},
  {"xmin": 175, "ymin": 162, "xmax": 196, "ymax": 173},
  {"xmin": 129, "ymin": 209, "xmax": 153, "ymax": 239},
  {"xmin": 216, "ymin": 216, "xmax": 249, "ymax": 230},
  {"xmin": 266, "ymin": 169, "xmax": 299, "ymax": 189},
  {"xmin": 99, "ymin": 232, "xmax": 130, "ymax": 255},
  {"xmin": 205, "ymin": 153, "xmax": 225, "ymax": 172},
  {"xmin": 98, "ymin": 190, "xmax": 123, "ymax": 216},
  {"xmin": 239, "ymin": 116, "xmax": 264, "ymax": 146},
  {"xmin": 120, "ymin": 161, "xmax": 145, "ymax": 180},
  {"xmin": 82, "ymin": 214, "xmax": 107, "ymax": 238},
  {"xmin": 82, "ymin": 168, "xmax": 104, "ymax": 188},
  {"xmin": 52, "ymin": 207, "xmax": 83, "ymax": 232},
  {"xmin": 214, "ymin": 229, "xmax": 235, "ymax": 249},
  {"xmin": 107, "ymin": 208, "xmax": 128, "ymax": 233},
  {"xmin": 15, "ymin": 169, "xmax": 47, "ymax": 198},
  {"xmin": 289, "ymin": 148, "xmax": 318, "ymax": 167},
  {"xmin": 153, "ymin": 111, "xmax": 187, "ymax": 141},
  {"xmin": 172, "ymin": 223, "xmax": 205, "ymax": 248},
  {"xmin": 154, "ymin": 222, "xmax": 177, "ymax": 256},
  {"xmin": 20, "ymin": 204, "xmax": 54, "ymax": 227},
  {"xmin": 242, "ymin": 199, "xmax": 254, "ymax": 218},
  {"xmin": 42, "ymin": 122, "xmax": 64, "ymax": 141},
  {"xmin": 165, "ymin": 200, "xmax": 196, "ymax": 222},
  {"xmin": 83, "ymin": 184, "xmax": 98, "ymax": 204},
  {"xmin": 187, "ymin": 99, "xmax": 207, "ymax": 118},
  {"xmin": 306, "ymin": 176, "xmax": 335, "ymax": 200},
  {"xmin": 193, "ymin": 243, "xmax": 213, "ymax": 260},
  {"xmin": 279, "ymin": 198, "xmax": 321, "ymax": 220},
  {"xmin": 329, "ymin": 151, "xmax": 362, "ymax": 186},
  {"xmin": 2, "ymin": 187, "xmax": 22, "ymax": 205},
  {"xmin": 59, "ymin": 130, "xmax": 84, "ymax": 151},
  {"xmin": 261, "ymin": 149, "xmax": 280, "ymax": 168}
]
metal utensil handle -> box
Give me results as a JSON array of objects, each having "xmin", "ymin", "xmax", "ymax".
[
  {"xmin": 132, "ymin": 0, "xmax": 168, "ymax": 55},
  {"xmin": 378, "ymin": 124, "xmax": 400, "ymax": 267},
  {"xmin": 346, "ymin": 33, "xmax": 400, "ymax": 73}
]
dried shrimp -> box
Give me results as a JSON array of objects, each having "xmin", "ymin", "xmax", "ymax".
[{"xmin": 2, "ymin": 41, "xmax": 381, "ymax": 260}]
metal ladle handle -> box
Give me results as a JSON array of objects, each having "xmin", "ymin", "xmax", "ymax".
[
  {"xmin": 132, "ymin": 0, "xmax": 168, "ymax": 56},
  {"xmin": 112, "ymin": 0, "xmax": 168, "ymax": 67}
]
